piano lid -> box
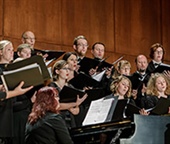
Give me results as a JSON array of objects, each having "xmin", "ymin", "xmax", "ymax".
[{"xmin": 120, "ymin": 114, "xmax": 170, "ymax": 144}]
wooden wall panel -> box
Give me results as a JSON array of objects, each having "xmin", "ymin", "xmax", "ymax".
[
  {"xmin": 61, "ymin": 0, "xmax": 114, "ymax": 51},
  {"xmin": 3, "ymin": 0, "xmax": 61, "ymax": 46},
  {"xmin": 162, "ymin": 0, "xmax": 170, "ymax": 62},
  {"xmin": 115, "ymin": 0, "xmax": 161, "ymax": 57},
  {"xmin": 0, "ymin": 0, "xmax": 3, "ymax": 37},
  {"xmin": 2, "ymin": 0, "xmax": 170, "ymax": 71}
]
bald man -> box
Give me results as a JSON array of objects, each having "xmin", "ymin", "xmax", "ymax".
[
  {"xmin": 21, "ymin": 31, "xmax": 49, "ymax": 58},
  {"xmin": 21, "ymin": 31, "xmax": 36, "ymax": 49},
  {"xmin": 130, "ymin": 54, "xmax": 151, "ymax": 108}
]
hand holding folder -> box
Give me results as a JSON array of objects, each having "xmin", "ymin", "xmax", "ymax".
[
  {"xmin": 69, "ymin": 72, "xmax": 100, "ymax": 89},
  {"xmin": 59, "ymin": 85, "xmax": 86, "ymax": 103},
  {"xmin": 153, "ymin": 63, "xmax": 170, "ymax": 73},
  {"xmin": 33, "ymin": 49, "xmax": 65, "ymax": 60},
  {"xmin": 1, "ymin": 63, "xmax": 44, "ymax": 91},
  {"xmin": 6, "ymin": 55, "xmax": 51, "ymax": 81},
  {"xmin": 2, "ymin": 55, "xmax": 51, "ymax": 91},
  {"xmin": 126, "ymin": 97, "xmax": 170, "ymax": 116}
]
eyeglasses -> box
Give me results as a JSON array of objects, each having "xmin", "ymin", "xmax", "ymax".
[
  {"xmin": 61, "ymin": 67, "xmax": 71, "ymax": 71},
  {"xmin": 77, "ymin": 44, "xmax": 89, "ymax": 48},
  {"xmin": 154, "ymin": 50, "xmax": 163, "ymax": 54},
  {"xmin": 23, "ymin": 37, "xmax": 36, "ymax": 41},
  {"xmin": 120, "ymin": 67, "xmax": 131, "ymax": 71}
]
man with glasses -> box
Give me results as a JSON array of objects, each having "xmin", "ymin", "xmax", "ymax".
[
  {"xmin": 21, "ymin": 31, "xmax": 48, "ymax": 58},
  {"xmin": 73, "ymin": 35, "xmax": 89, "ymax": 63},
  {"xmin": 21, "ymin": 31, "xmax": 36, "ymax": 49}
]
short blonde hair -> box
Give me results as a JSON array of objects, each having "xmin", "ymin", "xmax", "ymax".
[
  {"xmin": 17, "ymin": 43, "xmax": 32, "ymax": 52},
  {"xmin": 0, "ymin": 40, "xmax": 11, "ymax": 50},
  {"xmin": 73, "ymin": 35, "xmax": 87, "ymax": 45},
  {"xmin": 116, "ymin": 60, "xmax": 131, "ymax": 71}
]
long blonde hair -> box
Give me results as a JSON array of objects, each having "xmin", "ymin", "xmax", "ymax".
[
  {"xmin": 146, "ymin": 73, "xmax": 170, "ymax": 96},
  {"xmin": 110, "ymin": 75, "xmax": 132, "ymax": 98}
]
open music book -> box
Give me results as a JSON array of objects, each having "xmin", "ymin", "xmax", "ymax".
[
  {"xmin": 59, "ymin": 85, "xmax": 86, "ymax": 103},
  {"xmin": 91, "ymin": 70, "xmax": 106, "ymax": 82},
  {"xmin": 82, "ymin": 95, "xmax": 118, "ymax": 126},
  {"xmin": 1, "ymin": 63, "xmax": 44, "ymax": 91},
  {"xmin": 126, "ymin": 97, "xmax": 170, "ymax": 116},
  {"xmin": 69, "ymin": 72, "xmax": 100, "ymax": 89},
  {"xmin": 154, "ymin": 63, "xmax": 170, "ymax": 73},
  {"xmin": 6, "ymin": 55, "xmax": 51, "ymax": 81}
]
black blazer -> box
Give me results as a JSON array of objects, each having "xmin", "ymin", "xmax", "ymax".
[
  {"xmin": 141, "ymin": 95, "xmax": 170, "ymax": 109},
  {"xmin": 147, "ymin": 61, "xmax": 156, "ymax": 74},
  {"xmin": 0, "ymin": 65, "xmax": 14, "ymax": 137},
  {"xmin": 25, "ymin": 112, "xmax": 73, "ymax": 144}
]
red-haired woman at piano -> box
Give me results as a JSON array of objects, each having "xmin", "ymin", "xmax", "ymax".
[{"xmin": 25, "ymin": 86, "xmax": 73, "ymax": 144}]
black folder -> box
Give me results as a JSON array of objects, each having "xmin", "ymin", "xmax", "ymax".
[
  {"xmin": 111, "ymin": 99, "xmax": 128, "ymax": 121},
  {"xmin": 69, "ymin": 72, "xmax": 100, "ymax": 89},
  {"xmin": 83, "ymin": 88, "xmax": 105, "ymax": 105},
  {"xmin": 153, "ymin": 63, "xmax": 170, "ymax": 73},
  {"xmin": 125, "ymin": 103, "xmax": 140, "ymax": 117},
  {"xmin": 59, "ymin": 85, "xmax": 86, "ymax": 103},
  {"xmin": 34, "ymin": 49, "xmax": 65, "ymax": 60},
  {"xmin": 5, "ymin": 55, "xmax": 51, "ymax": 81},
  {"xmin": 151, "ymin": 97, "xmax": 170, "ymax": 115},
  {"xmin": 1, "ymin": 63, "xmax": 44, "ymax": 90},
  {"xmin": 97, "ymin": 60, "xmax": 113, "ymax": 72},
  {"xmin": 126, "ymin": 97, "xmax": 170, "ymax": 116},
  {"xmin": 78, "ymin": 57, "xmax": 100, "ymax": 74}
]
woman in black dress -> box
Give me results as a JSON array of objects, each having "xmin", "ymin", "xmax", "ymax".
[
  {"xmin": 0, "ymin": 40, "xmax": 33, "ymax": 144},
  {"xmin": 141, "ymin": 73, "xmax": 170, "ymax": 113}
]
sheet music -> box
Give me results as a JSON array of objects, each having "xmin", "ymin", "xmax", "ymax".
[
  {"xmin": 45, "ymin": 58, "xmax": 55, "ymax": 66},
  {"xmin": 160, "ymin": 63, "xmax": 170, "ymax": 67},
  {"xmin": 91, "ymin": 70, "xmax": 106, "ymax": 82},
  {"xmin": 3, "ymin": 63, "xmax": 41, "ymax": 74},
  {"xmin": 82, "ymin": 97, "xmax": 115, "ymax": 126}
]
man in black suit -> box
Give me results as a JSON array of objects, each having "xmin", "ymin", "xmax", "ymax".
[{"xmin": 131, "ymin": 54, "xmax": 150, "ymax": 108}]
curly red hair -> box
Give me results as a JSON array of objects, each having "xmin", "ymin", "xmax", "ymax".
[{"xmin": 28, "ymin": 86, "xmax": 60, "ymax": 124}]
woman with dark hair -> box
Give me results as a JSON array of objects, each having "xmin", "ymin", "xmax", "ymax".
[
  {"xmin": 147, "ymin": 43, "xmax": 165, "ymax": 74},
  {"xmin": 62, "ymin": 51, "xmax": 79, "ymax": 81},
  {"xmin": 49, "ymin": 59, "xmax": 87, "ymax": 128},
  {"xmin": 25, "ymin": 86, "xmax": 73, "ymax": 144}
]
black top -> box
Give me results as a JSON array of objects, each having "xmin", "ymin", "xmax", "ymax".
[
  {"xmin": 141, "ymin": 95, "xmax": 170, "ymax": 109},
  {"xmin": 0, "ymin": 91, "xmax": 6, "ymax": 100},
  {"xmin": 48, "ymin": 82, "xmax": 76, "ymax": 128},
  {"xmin": 146, "ymin": 61, "xmax": 156, "ymax": 74},
  {"xmin": 25, "ymin": 112, "xmax": 73, "ymax": 144},
  {"xmin": 127, "ymin": 71, "xmax": 151, "ymax": 108},
  {"xmin": 0, "ymin": 64, "xmax": 14, "ymax": 137}
]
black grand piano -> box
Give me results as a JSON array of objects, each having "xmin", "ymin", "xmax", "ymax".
[
  {"xmin": 70, "ymin": 114, "xmax": 170, "ymax": 144},
  {"xmin": 120, "ymin": 114, "xmax": 170, "ymax": 144},
  {"xmin": 70, "ymin": 118, "xmax": 133, "ymax": 144}
]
